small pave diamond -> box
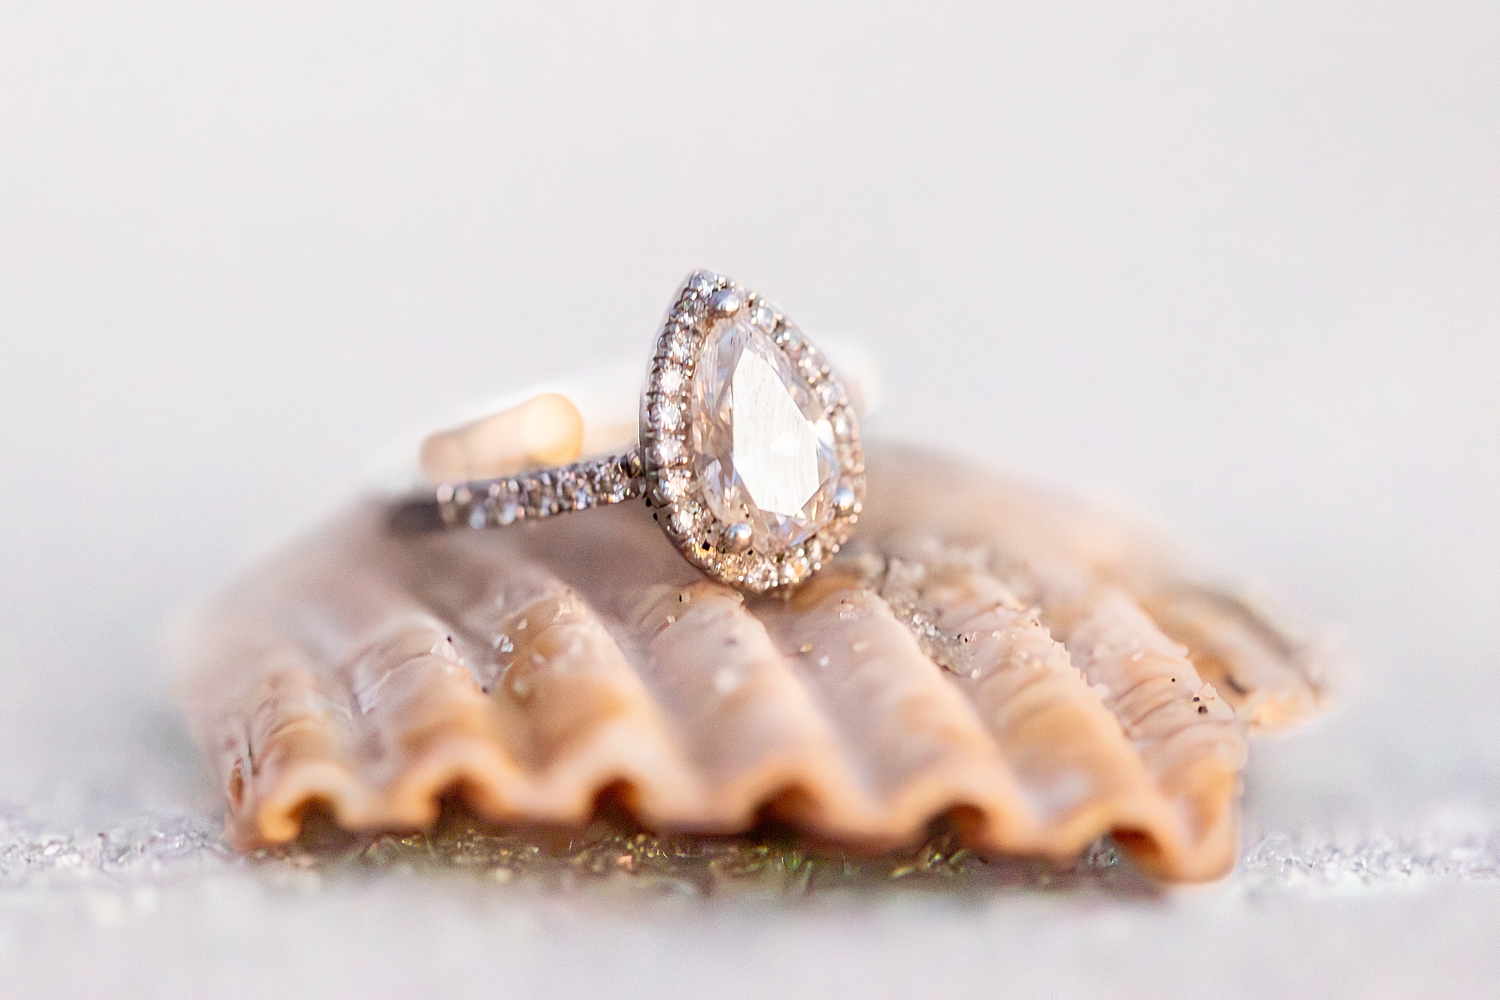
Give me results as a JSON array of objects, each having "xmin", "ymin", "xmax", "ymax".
[
  {"xmin": 659, "ymin": 469, "xmax": 690, "ymax": 501},
  {"xmin": 781, "ymin": 553, "xmax": 811, "ymax": 585},
  {"xmin": 670, "ymin": 507, "xmax": 698, "ymax": 535},
  {"xmin": 658, "ymin": 366, "xmax": 685, "ymax": 394},
  {"xmin": 747, "ymin": 558, "xmax": 777, "ymax": 591},
  {"xmin": 750, "ymin": 300, "xmax": 777, "ymax": 332},
  {"xmin": 652, "ymin": 437, "xmax": 684, "ymax": 465},
  {"xmin": 665, "ymin": 334, "xmax": 695, "ymax": 364},
  {"xmin": 655, "ymin": 400, "xmax": 682, "ymax": 431}
]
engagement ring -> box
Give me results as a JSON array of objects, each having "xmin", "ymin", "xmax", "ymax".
[{"xmin": 433, "ymin": 270, "xmax": 866, "ymax": 593}]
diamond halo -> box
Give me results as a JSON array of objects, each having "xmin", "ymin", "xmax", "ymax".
[{"xmin": 639, "ymin": 270, "xmax": 865, "ymax": 593}]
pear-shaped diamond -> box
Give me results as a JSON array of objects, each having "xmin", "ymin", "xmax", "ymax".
[{"xmin": 690, "ymin": 318, "xmax": 839, "ymax": 551}]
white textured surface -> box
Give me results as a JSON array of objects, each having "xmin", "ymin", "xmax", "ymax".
[{"xmin": 1, "ymin": 1, "xmax": 1497, "ymax": 996}]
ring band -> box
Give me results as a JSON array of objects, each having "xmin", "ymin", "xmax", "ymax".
[{"xmin": 434, "ymin": 270, "xmax": 866, "ymax": 593}]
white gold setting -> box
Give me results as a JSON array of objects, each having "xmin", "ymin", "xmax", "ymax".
[{"xmin": 436, "ymin": 269, "xmax": 866, "ymax": 594}]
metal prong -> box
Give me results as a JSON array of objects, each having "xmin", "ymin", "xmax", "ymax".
[
  {"xmin": 723, "ymin": 521, "xmax": 753, "ymax": 553},
  {"xmin": 708, "ymin": 288, "xmax": 742, "ymax": 316}
]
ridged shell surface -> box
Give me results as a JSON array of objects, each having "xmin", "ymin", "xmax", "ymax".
[{"xmin": 175, "ymin": 443, "xmax": 1326, "ymax": 881}]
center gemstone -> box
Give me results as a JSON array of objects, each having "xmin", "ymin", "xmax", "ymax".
[{"xmin": 690, "ymin": 318, "xmax": 839, "ymax": 551}]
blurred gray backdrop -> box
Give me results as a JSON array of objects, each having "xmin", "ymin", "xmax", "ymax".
[{"xmin": 1, "ymin": 3, "xmax": 1496, "ymax": 997}]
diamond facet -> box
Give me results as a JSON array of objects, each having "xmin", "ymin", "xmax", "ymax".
[{"xmin": 689, "ymin": 318, "xmax": 840, "ymax": 551}]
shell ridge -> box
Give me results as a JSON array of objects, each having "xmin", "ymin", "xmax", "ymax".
[
  {"xmin": 752, "ymin": 578, "xmax": 1033, "ymax": 847},
  {"xmin": 1039, "ymin": 585, "xmax": 1246, "ymax": 878},
  {"xmin": 865, "ymin": 543, "xmax": 1220, "ymax": 870}
]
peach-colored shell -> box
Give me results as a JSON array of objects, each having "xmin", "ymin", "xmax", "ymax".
[{"xmin": 174, "ymin": 443, "xmax": 1326, "ymax": 882}]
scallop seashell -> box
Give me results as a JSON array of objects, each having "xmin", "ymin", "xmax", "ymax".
[{"xmin": 174, "ymin": 441, "xmax": 1327, "ymax": 882}]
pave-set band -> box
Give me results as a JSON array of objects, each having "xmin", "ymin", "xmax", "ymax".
[
  {"xmin": 434, "ymin": 270, "xmax": 866, "ymax": 594},
  {"xmin": 436, "ymin": 449, "xmax": 646, "ymax": 528}
]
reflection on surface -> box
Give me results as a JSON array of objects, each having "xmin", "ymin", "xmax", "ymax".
[{"xmin": 267, "ymin": 804, "xmax": 1156, "ymax": 901}]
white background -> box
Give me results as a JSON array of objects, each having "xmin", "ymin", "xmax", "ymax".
[{"xmin": 1, "ymin": 3, "xmax": 1497, "ymax": 997}]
